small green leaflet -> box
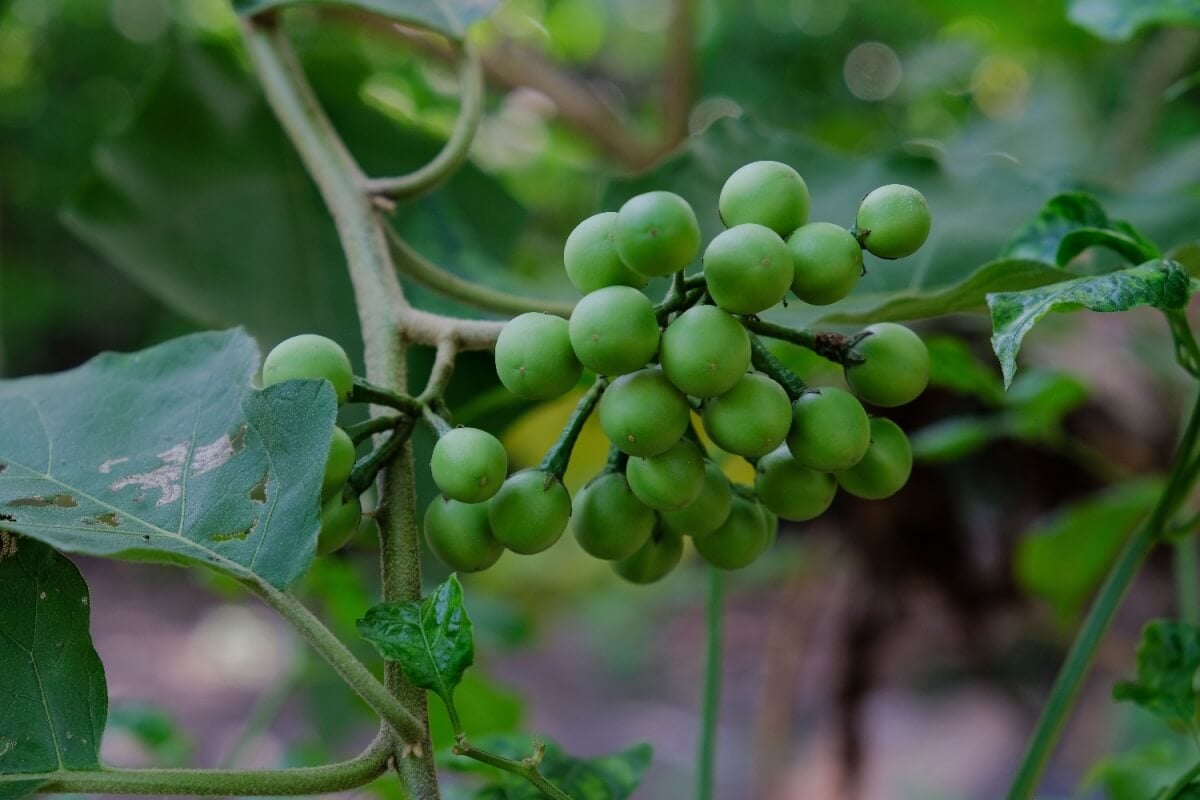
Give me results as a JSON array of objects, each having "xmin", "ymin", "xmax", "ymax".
[
  {"xmin": 1114, "ymin": 619, "xmax": 1200, "ymax": 729},
  {"xmin": 1002, "ymin": 192, "xmax": 1159, "ymax": 267},
  {"xmin": 0, "ymin": 329, "xmax": 337, "ymax": 590},
  {"xmin": 0, "ymin": 537, "xmax": 107, "ymax": 798},
  {"xmin": 231, "ymin": 0, "xmax": 501, "ymax": 38},
  {"xmin": 358, "ymin": 575, "xmax": 474, "ymax": 706},
  {"xmin": 1069, "ymin": 0, "xmax": 1200, "ymax": 41},
  {"xmin": 987, "ymin": 260, "xmax": 1193, "ymax": 388}
]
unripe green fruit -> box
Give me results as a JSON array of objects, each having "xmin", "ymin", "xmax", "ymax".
[
  {"xmin": 263, "ymin": 334, "xmax": 355, "ymax": 405},
  {"xmin": 430, "ymin": 427, "xmax": 508, "ymax": 504},
  {"xmin": 488, "ymin": 470, "xmax": 571, "ymax": 554},
  {"xmin": 613, "ymin": 526, "xmax": 684, "ymax": 584},
  {"xmin": 837, "ymin": 418, "xmax": 913, "ymax": 500},
  {"xmin": 568, "ymin": 286, "xmax": 660, "ymax": 377},
  {"xmin": 787, "ymin": 222, "xmax": 863, "ymax": 306},
  {"xmin": 613, "ymin": 191, "xmax": 701, "ymax": 277},
  {"xmin": 703, "ymin": 224, "xmax": 794, "ymax": 314},
  {"xmin": 659, "ymin": 460, "xmax": 733, "ymax": 538},
  {"xmin": 564, "ymin": 211, "xmax": 648, "ymax": 293},
  {"xmin": 572, "ymin": 472, "xmax": 655, "ymax": 560},
  {"xmin": 718, "ymin": 161, "xmax": 810, "ymax": 236},
  {"xmin": 844, "ymin": 323, "xmax": 930, "ymax": 407},
  {"xmin": 322, "ymin": 427, "xmax": 356, "ymax": 500},
  {"xmin": 754, "ymin": 446, "xmax": 837, "ymax": 522},
  {"xmin": 693, "ymin": 494, "xmax": 770, "ymax": 570},
  {"xmin": 787, "ymin": 388, "xmax": 871, "ymax": 471},
  {"xmin": 318, "ymin": 493, "xmax": 361, "ymax": 556},
  {"xmin": 424, "ymin": 496, "xmax": 504, "ymax": 572},
  {"xmin": 855, "ymin": 184, "xmax": 931, "ymax": 259},
  {"xmin": 599, "ymin": 368, "xmax": 690, "ymax": 457},
  {"xmin": 701, "ymin": 373, "xmax": 792, "ymax": 457},
  {"xmin": 660, "ymin": 305, "xmax": 750, "ymax": 398},
  {"xmin": 357, "ymin": 515, "xmax": 380, "ymax": 545},
  {"xmin": 626, "ymin": 438, "xmax": 706, "ymax": 511},
  {"xmin": 495, "ymin": 313, "xmax": 583, "ymax": 400}
]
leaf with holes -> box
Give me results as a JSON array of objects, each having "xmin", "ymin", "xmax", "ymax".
[
  {"xmin": 1002, "ymin": 192, "xmax": 1159, "ymax": 266},
  {"xmin": 358, "ymin": 575, "xmax": 473, "ymax": 706},
  {"xmin": 0, "ymin": 536, "xmax": 107, "ymax": 798},
  {"xmin": 1114, "ymin": 619, "xmax": 1200, "ymax": 729},
  {"xmin": 987, "ymin": 260, "xmax": 1193, "ymax": 388},
  {"xmin": 0, "ymin": 329, "xmax": 336, "ymax": 590},
  {"xmin": 1069, "ymin": 0, "xmax": 1200, "ymax": 40},
  {"xmin": 231, "ymin": 0, "xmax": 501, "ymax": 38}
]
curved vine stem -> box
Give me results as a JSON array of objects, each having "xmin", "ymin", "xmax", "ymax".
[{"xmin": 696, "ymin": 565, "xmax": 725, "ymax": 800}]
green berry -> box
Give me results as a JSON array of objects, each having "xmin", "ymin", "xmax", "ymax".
[
  {"xmin": 754, "ymin": 446, "xmax": 837, "ymax": 522},
  {"xmin": 613, "ymin": 525, "xmax": 684, "ymax": 584},
  {"xmin": 263, "ymin": 334, "xmax": 355, "ymax": 405},
  {"xmin": 318, "ymin": 493, "xmax": 362, "ymax": 556},
  {"xmin": 659, "ymin": 460, "xmax": 733, "ymax": 538},
  {"xmin": 357, "ymin": 515, "xmax": 381, "ymax": 545},
  {"xmin": 568, "ymin": 286, "xmax": 660, "ymax": 377},
  {"xmin": 701, "ymin": 373, "xmax": 791, "ymax": 458},
  {"xmin": 613, "ymin": 191, "xmax": 701, "ymax": 277},
  {"xmin": 718, "ymin": 161, "xmax": 809, "ymax": 236},
  {"xmin": 424, "ymin": 496, "xmax": 504, "ymax": 572},
  {"xmin": 495, "ymin": 313, "xmax": 583, "ymax": 400},
  {"xmin": 430, "ymin": 427, "xmax": 508, "ymax": 504},
  {"xmin": 323, "ymin": 427, "xmax": 356, "ymax": 500},
  {"xmin": 564, "ymin": 212, "xmax": 649, "ymax": 293},
  {"xmin": 572, "ymin": 472, "xmax": 656, "ymax": 560},
  {"xmin": 787, "ymin": 222, "xmax": 863, "ymax": 306},
  {"xmin": 599, "ymin": 368, "xmax": 690, "ymax": 457},
  {"xmin": 836, "ymin": 418, "xmax": 913, "ymax": 500},
  {"xmin": 626, "ymin": 438, "xmax": 706, "ymax": 512},
  {"xmin": 844, "ymin": 323, "xmax": 930, "ymax": 407},
  {"xmin": 703, "ymin": 224, "xmax": 794, "ymax": 314},
  {"xmin": 660, "ymin": 305, "xmax": 751, "ymax": 398},
  {"xmin": 855, "ymin": 184, "xmax": 931, "ymax": 259},
  {"xmin": 488, "ymin": 470, "xmax": 572, "ymax": 554},
  {"xmin": 787, "ymin": 388, "xmax": 871, "ymax": 471},
  {"xmin": 693, "ymin": 493, "xmax": 771, "ymax": 570}
]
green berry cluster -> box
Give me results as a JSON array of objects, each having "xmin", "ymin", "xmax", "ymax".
[{"xmin": 419, "ymin": 163, "xmax": 934, "ymax": 584}]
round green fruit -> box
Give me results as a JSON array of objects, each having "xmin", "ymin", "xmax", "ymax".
[
  {"xmin": 787, "ymin": 388, "xmax": 871, "ymax": 471},
  {"xmin": 703, "ymin": 224, "xmax": 794, "ymax": 314},
  {"xmin": 755, "ymin": 446, "xmax": 837, "ymax": 522},
  {"xmin": 318, "ymin": 493, "xmax": 362, "ymax": 556},
  {"xmin": 693, "ymin": 494, "xmax": 771, "ymax": 570},
  {"xmin": 564, "ymin": 211, "xmax": 648, "ymax": 293},
  {"xmin": 844, "ymin": 323, "xmax": 930, "ymax": 407},
  {"xmin": 495, "ymin": 313, "xmax": 583, "ymax": 400},
  {"xmin": 660, "ymin": 305, "xmax": 750, "ymax": 397},
  {"xmin": 659, "ymin": 460, "xmax": 733, "ymax": 538},
  {"xmin": 323, "ymin": 427, "xmax": 356, "ymax": 500},
  {"xmin": 430, "ymin": 427, "xmax": 508, "ymax": 504},
  {"xmin": 568, "ymin": 286, "xmax": 660, "ymax": 377},
  {"xmin": 625, "ymin": 438, "xmax": 706, "ymax": 512},
  {"xmin": 701, "ymin": 373, "xmax": 792, "ymax": 458},
  {"xmin": 598, "ymin": 368, "xmax": 690, "ymax": 457},
  {"xmin": 787, "ymin": 222, "xmax": 863, "ymax": 306},
  {"xmin": 613, "ymin": 191, "xmax": 701, "ymax": 277},
  {"xmin": 718, "ymin": 161, "xmax": 809, "ymax": 236},
  {"xmin": 488, "ymin": 470, "xmax": 572, "ymax": 554},
  {"xmin": 613, "ymin": 526, "xmax": 684, "ymax": 584},
  {"xmin": 837, "ymin": 418, "xmax": 913, "ymax": 500},
  {"xmin": 572, "ymin": 472, "xmax": 655, "ymax": 560},
  {"xmin": 263, "ymin": 334, "xmax": 354, "ymax": 405},
  {"xmin": 424, "ymin": 496, "xmax": 504, "ymax": 572},
  {"xmin": 855, "ymin": 184, "xmax": 931, "ymax": 259}
]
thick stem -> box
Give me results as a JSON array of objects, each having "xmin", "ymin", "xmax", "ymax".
[
  {"xmin": 351, "ymin": 376, "xmax": 424, "ymax": 415},
  {"xmin": 347, "ymin": 417, "xmax": 417, "ymax": 495},
  {"xmin": 345, "ymin": 413, "xmax": 404, "ymax": 446},
  {"xmin": 418, "ymin": 336, "xmax": 460, "ymax": 404},
  {"xmin": 696, "ymin": 565, "xmax": 724, "ymax": 800}
]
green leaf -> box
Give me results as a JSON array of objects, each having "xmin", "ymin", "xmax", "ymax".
[
  {"xmin": 1069, "ymin": 0, "xmax": 1200, "ymax": 41},
  {"xmin": 1115, "ymin": 619, "xmax": 1200, "ymax": 729},
  {"xmin": 0, "ymin": 329, "xmax": 336, "ymax": 590},
  {"xmin": 925, "ymin": 336, "xmax": 1006, "ymax": 405},
  {"xmin": 1005, "ymin": 370, "xmax": 1090, "ymax": 441},
  {"xmin": 232, "ymin": 0, "xmax": 501, "ymax": 38},
  {"xmin": 358, "ymin": 575, "xmax": 474, "ymax": 706},
  {"xmin": 987, "ymin": 259, "xmax": 1193, "ymax": 388},
  {"xmin": 0, "ymin": 536, "xmax": 107, "ymax": 794},
  {"xmin": 910, "ymin": 417, "xmax": 1003, "ymax": 463},
  {"xmin": 1002, "ymin": 192, "xmax": 1159, "ymax": 266},
  {"xmin": 107, "ymin": 703, "xmax": 192, "ymax": 767}
]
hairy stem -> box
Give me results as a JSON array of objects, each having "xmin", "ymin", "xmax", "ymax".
[
  {"xmin": 418, "ymin": 336, "xmax": 460, "ymax": 404},
  {"xmin": 345, "ymin": 413, "xmax": 404, "ymax": 446},
  {"xmin": 696, "ymin": 566, "xmax": 724, "ymax": 800},
  {"xmin": 452, "ymin": 739, "xmax": 573, "ymax": 800},
  {"xmin": 347, "ymin": 417, "xmax": 417, "ymax": 495},
  {"xmin": 748, "ymin": 334, "xmax": 807, "ymax": 400},
  {"xmin": 741, "ymin": 318, "xmax": 853, "ymax": 364}
]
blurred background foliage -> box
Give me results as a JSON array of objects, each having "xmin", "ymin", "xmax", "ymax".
[{"xmin": 6, "ymin": 0, "xmax": 1200, "ymax": 797}]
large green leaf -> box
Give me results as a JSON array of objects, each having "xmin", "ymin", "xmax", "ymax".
[
  {"xmin": 987, "ymin": 260, "xmax": 1193, "ymax": 387},
  {"xmin": 232, "ymin": 0, "xmax": 501, "ymax": 38},
  {"xmin": 0, "ymin": 329, "xmax": 336, "ymax": 589},
  {"xmin": 0, "ymin": 536, "xmax": 107, "ymax": 797},
  {"xmin": 1069, "ymin": 0, "xmax": 1200, "ymax": 40},
  {"xmin": 1114, "ymin": 619, "xmax": 1200, "ymax": 729},
  {"xmin": 1002, "ymin": 192, "xmax": 1159, "ymax": 266}
]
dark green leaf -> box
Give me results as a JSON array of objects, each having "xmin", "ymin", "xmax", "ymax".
[
  {"xmin": 0, "ymin": 536, "xmax": 107, "ymax": 794},
  {"xmin": 1115, "ymin": 619, "xmax": 1200, "ymax": 729},
  {"xmin": 358, "ymin": 575, "xmax": 474, "ymax": 705},
  {"xmin": 1005, "ymin": 370, "xmax": 1090, "ymax": 440},
  {"xmin": 925, "ymin": 336, "xmax": 1006, "ymax": 405},
  {"xmin": 232, "ymin": 0, "xmax": 501, "ymax": 38},
  {"xmin": 0, "ymin": 329, "xmax": 336, "ymax": 589},
  {"xmin": 1002, "ymin": 192, "xmax": 1158, "ymax": 266},
  {"xmin": 910, "ymin": 417, "xmax": 1003, "ymax": 463},
  {"xmin": 988, "ymin": 260, "xmax": 1193, "ymax": 387},
  {"xmin": 1069, "ymin": 0, "xmax": 1200, "ymax": 41}
]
